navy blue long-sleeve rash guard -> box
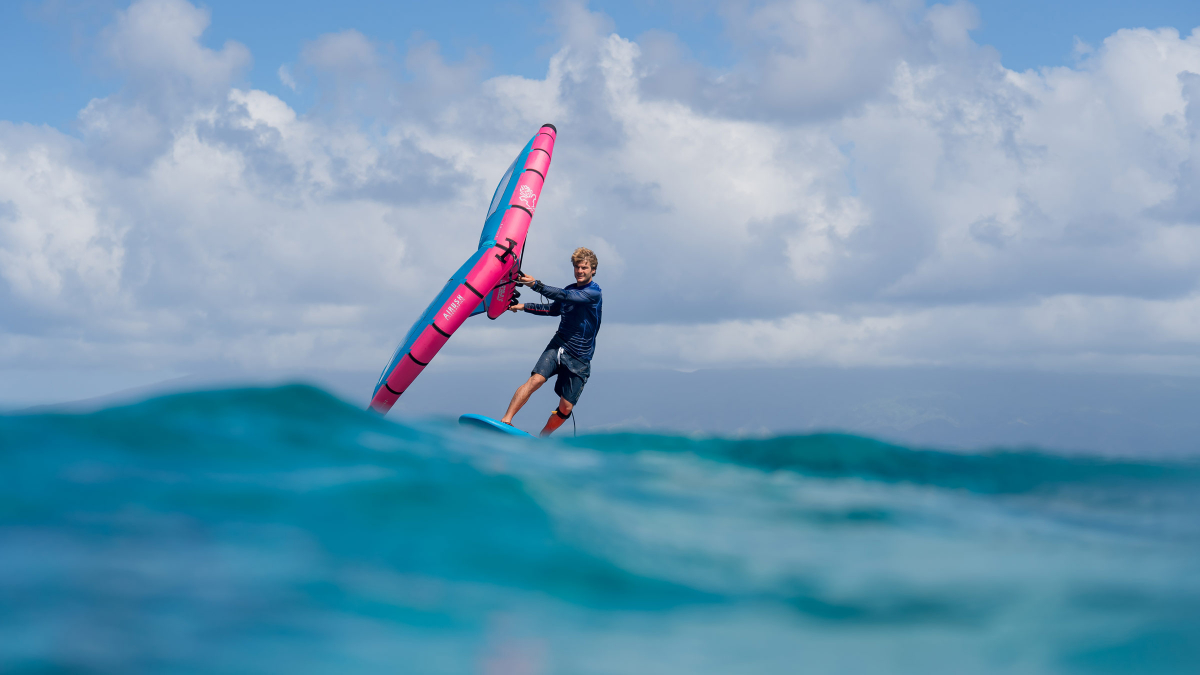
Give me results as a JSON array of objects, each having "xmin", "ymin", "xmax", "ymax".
[{"xmin": 523, "ymin": 279, "xmax": 603, "ymax": 361}]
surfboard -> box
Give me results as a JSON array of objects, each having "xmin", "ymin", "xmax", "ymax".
[{"xmin": 459, "ymin": 414, "xmax": 536, "ymax": 438}]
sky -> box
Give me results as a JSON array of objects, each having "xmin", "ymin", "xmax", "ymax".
[
  {"xmin": 5, "ymin": 0, "xmax": 1200, "ymax": 127},
  {"xmin": 2, "ymin": 0, "xmax": 1200, "ymax": 438}
]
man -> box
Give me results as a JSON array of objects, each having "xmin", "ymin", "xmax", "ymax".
[{"xmin": 499, "ymin": 247, "xmax": 602, "ymax": 437}]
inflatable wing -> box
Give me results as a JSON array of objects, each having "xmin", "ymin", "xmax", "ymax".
[{"xmin": 369, "ymin": 124, "xmax": 557, "ymax": 414}]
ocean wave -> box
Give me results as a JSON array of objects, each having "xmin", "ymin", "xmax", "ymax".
[
  {"xmin": 2, "ymin": 385, "xmax": 1198, "ymax": 674},
  {"xmin": 569, "ymin": 432, "xmax": 1200, "ymax": 494}
]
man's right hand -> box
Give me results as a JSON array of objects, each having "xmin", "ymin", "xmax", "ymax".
[
  {"xmin": 517, "ymin": 273, "xmax": 536, "ymax": 286},
  {"xmin": 508, "ymin": 303, "xmax": 525, "ymax": 312}
]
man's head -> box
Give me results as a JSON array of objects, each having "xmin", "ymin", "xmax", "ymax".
[{"xmin": 571, "ymin": 247, "xmax": 598, "ymax": 285}]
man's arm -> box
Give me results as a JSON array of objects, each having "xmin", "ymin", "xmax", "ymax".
[
  {"xmin": 530, "ymin": 280, "xmax": 600, "ymax": 304},
  {"xmin": 521, "ymin": 299, "xmax": 560, "ymax": 316},
  {"xmin": 512, "ymin": 273, "xmax": 566, "ymax": 315}
]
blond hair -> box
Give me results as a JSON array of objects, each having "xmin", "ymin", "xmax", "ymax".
[{"xmin": 571, "ymin": 247, "xmax": 598, "ymax": 272}]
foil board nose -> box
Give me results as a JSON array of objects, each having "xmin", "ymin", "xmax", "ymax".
[{"xmin": 459, "ymin": 414, "xmax": 536, "ymax": 437}]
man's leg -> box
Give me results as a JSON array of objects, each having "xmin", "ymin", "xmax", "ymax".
[
  {"xmin": 500, "ymin": 374, "xmax": 547, "ymax": 424},
  {"xmin": 539, "ymin": 398, "xmax": 573, "ymax": 437}
]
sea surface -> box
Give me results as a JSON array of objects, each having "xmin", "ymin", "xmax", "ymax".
[{"xmin": 2, "ymin": 386, "xmax": 1198, "ymax": 674}]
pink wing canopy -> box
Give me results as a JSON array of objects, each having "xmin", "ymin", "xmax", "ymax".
[{"xmin": 369, "ymin": 124, "xmax": 557, "ymax": 414}]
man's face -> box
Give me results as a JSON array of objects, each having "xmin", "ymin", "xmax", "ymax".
[{"xmin": 573, "ymin": 260, "xmax": 595, "ymax": 284}]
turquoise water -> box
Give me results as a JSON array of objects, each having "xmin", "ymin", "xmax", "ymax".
[{"xmin": 2, "ymin": 386, "xmax": 1198, "ymax": 674}]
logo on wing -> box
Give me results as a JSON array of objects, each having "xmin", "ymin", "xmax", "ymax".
[
  {"xmin": 519, "ymin": 185, "xmax": 537, "ymax": 211},
  {"xmin": 443, "ymin": 294, "xmax": 464, "ymax": 321}
]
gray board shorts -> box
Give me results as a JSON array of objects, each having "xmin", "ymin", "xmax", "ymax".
[{"xmin": 532, "ymin": 337, "xmax": 591, "ymax": 405}]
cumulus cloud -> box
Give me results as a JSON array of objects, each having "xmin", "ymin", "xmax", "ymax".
[
  {"xmin": 278, "ymin": 65, "xmax": 297, "ymax": 92},
  {"xmin": 100, "ymin": 0, "xmax": 249, "ymax": 94},
  {"xmin": 79, "ymin": 0, "xmax": 251, "ymax": 171},
  {"xmin": 607, "ymin": 293, "xmax": 1200, "ymax": 375},
  {"xmin": 1, "ymin": 0, "xmax": 1200, "ymax": 382},
  {"xmin": 0, "ymin": 120, "xmax": 129, "ymax": 336}
]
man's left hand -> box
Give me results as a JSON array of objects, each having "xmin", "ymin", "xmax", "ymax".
[{"xmin": 517, "ymin": 273, "xmax": 536, "ymax": 286}]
